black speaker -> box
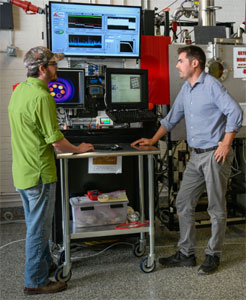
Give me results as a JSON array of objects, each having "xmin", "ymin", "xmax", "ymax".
[
  {"xmin": 141, "ymin": 9, "xmax": 155, "ymax": 36},
  {"xmin": 0, "ymin": 3, "xmax": 14, "ymax": 29}
]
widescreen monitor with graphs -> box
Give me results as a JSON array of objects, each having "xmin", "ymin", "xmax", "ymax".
[{"xmin": 48, "ymin": 1, "xmax": 141, "ymax": 58}]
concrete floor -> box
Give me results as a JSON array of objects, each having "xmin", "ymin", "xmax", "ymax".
[{"xmin": 0, "ymin": 220, "xmax": 245, "ymax": 300}]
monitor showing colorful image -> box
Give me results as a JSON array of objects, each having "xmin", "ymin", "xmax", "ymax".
[{"xmin": 48, "ymin": 68, "xmax": 85, "ymax": 107}]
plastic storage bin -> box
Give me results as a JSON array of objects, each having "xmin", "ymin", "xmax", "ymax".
[{"xmin": 70, "ymin": 197, "xmax": 128, "ymax": 227}]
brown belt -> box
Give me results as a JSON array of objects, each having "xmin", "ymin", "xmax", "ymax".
[{"xmin": 193, "ymin": 146, "xmax": 218, "ymax": 154}]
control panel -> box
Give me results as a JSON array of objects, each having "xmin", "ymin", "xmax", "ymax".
[{"xmin": 85, "ymin": 75, "xmax": 105, "ymax": 111}]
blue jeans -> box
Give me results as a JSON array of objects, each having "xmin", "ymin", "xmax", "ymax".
[{"xmin": 17, "ymin": 181, "xmax": 56, "ymax": 288}]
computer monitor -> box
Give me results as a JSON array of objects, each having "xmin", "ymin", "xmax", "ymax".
[
  {"xmin": 105, "ymin": 68, "xmax": 149, "ymax": 110},
  {"xmin": 48, "ymin": 1, "xmax": 141, "ymax": 58},
  {"xmin": 48, "ymin": 68, "xmax": 85, "ymax": 108}
]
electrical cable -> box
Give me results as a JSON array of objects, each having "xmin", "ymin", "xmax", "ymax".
[
  {"xmin": 0, "ymin": 238, "xmax": 25, "ymax": 250},
  {"xmin": 242, "ymin": 139, "xmax": 246, "ymax": 163},
  {"xmin": 1, "ymin": 238, "xmax": 245, "ymax": 256},
  {"xmin": 230, "ymin": 166, "xmax": 242, "ymax": 178},
  {"xmin": 230, "ymin": 149, "xmax": 242, "ymax": 178},
  {"xmin": 158, "ymin": 0, "xmax": 180, "ymax": 13},
  {"xmin": 155, "ymin": 242, "xmax": 246, "ymax": 249},
  {"xmin": 69, "ymin": 241, "xmax": 246, "ymax": 259},
  {"xmin": 0, "ymin": 220, "xmax": 25, "ymax": 225},
  {"xmin": 55, "ymin": 241, "xmax": 134, "ymax": 261}
]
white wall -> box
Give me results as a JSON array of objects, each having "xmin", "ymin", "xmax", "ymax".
[{"xmin": 0, "ymin": 0, "xmax": 245, "ymax": 207}]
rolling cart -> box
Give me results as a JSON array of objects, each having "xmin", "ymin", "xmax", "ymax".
[{"xmin": 55, "ymin": 143, "xmax": 160, "ymax": 282}]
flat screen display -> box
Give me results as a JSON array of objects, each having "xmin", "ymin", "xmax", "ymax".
[
  {"xmin": 105, "ymin": 68, "xmax": 148, "ymax": 110},
  {"xmin": 48, "ymin": 68, "xmax": 85, "ymax": 107},
  {"xmin": 48, "ymin": 1, "xmax": 141, "ymax": 58}
]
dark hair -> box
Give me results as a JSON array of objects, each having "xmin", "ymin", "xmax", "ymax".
[
  {"xmin": 178, "ymin": 45, "xmax": 206, "ymax": 70},
  {"xmin": 26, "ymin": 66, "xmax": 40, "ymax": 78}
]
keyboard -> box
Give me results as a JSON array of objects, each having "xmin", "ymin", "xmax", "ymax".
[{"xmin": 106, "ymin": 109, "xmax": 157, "ymax": 123}]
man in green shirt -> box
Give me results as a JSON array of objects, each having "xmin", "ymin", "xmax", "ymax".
[{"xmin": 8, "ymin": 46, "xmax": 94, "ymax": 295}]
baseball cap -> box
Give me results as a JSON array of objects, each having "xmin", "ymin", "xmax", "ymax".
[{"xmin": 24, "ymin": 46, "xmax": 64, "ymax": 70}]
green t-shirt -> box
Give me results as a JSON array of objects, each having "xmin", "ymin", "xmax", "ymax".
[{"xmin": 8, "ymin": 77, "xmax": 64, "ymax": 189}]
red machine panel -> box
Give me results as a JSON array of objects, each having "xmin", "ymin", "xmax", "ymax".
[{"xmin": 141, "ymin": 35, "xmax": 171, "ymax": 105}]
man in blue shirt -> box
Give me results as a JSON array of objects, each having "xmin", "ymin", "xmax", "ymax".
[{"xmin": 131, "ymin": 45, "xmax": 243, "ymax": 275}]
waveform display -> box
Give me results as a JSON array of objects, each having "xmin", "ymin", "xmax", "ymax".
[
  {"xmin": 120, "ymin": 41, "xmax": 134, "ymax": 53},
  {"xmin": 48, "ymin": 78, "xmax": 75, "ymax": 103},
  {"xmin": 69, "ymin": 35, "xmax": 102, "ymax": 48},
  {"xmin": 68, "ymin": 15, "xmax": 102, "ymax": 29},
  {"xmin": 107, "ymin": 17, "xmax": 136, "ymax": 30}
]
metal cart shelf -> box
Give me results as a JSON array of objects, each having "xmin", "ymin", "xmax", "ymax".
[{"xmin": 56, "ymin": 144, "xmax": 160, "ymax": 282}]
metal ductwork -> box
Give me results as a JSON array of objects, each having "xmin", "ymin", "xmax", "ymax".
[
  {"xmin": 172, "ymin": 6, "xmax": 198, "ymax": 22},
  {"xmin": 198, "ymin": 0, "xmax": 221, "ymax": 26}
]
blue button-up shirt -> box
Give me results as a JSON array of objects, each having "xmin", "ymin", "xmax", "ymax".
[{"xmin": 161, "ymin": 72, "xmax": 243, "ymax": 149}]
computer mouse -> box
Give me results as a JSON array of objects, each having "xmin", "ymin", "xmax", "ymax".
[{"xmin": 111, "ymin": 144, "xmax": 122, "ymax": 150}]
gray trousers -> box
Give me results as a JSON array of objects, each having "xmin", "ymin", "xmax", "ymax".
[{"xmin": 176, "ymin": 148, "xmax": 234, "ymax": 257}]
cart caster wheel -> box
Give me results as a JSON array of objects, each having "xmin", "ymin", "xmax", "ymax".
[
  {"xmin": 133, "ymin": 242, "xmax": 146, "ymax": 257},
  {"xmin": 159, "ymin": 209, "xmax": 170, "ymax": 225},
  {"xmin": 57, "ymin": 250, "xmax": 65, "ymax": 265},
  {"xmin": 55, "ymin": 265, "xmax": 72, "ymax": 282},
  {"xmin": 140, "ymin": 257, "xmax": 156, "ymax": 273}
]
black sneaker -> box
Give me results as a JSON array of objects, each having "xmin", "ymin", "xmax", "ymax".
[
  {"xmin": 198, "ymin": 254, "xmax": 220, "ymax": 275},
  {"xmin": 159, "ymin": 251, "xmax": 196, "ymax": 267}
]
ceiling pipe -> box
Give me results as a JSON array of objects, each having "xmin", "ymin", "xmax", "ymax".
[
  {"xmin": 141, "ymin": 0, "xmax": 149, "ymax": 10},
  {"xmin": 198, "ymin": 0, "xmax": 221, "ymax": 26}
]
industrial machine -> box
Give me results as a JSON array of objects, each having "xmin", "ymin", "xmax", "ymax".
[{"xmin": 156, "ymin": 0, "xmax": 246, "ymax": 230}]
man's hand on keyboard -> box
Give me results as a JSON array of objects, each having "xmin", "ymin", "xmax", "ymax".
[
  {"xmin": 131, "ymin": 138, "xmax": 153, "ymax": 147},
  {"xmin": 77, "ymin": 143, "xmax": 95, "ymax": 153}
]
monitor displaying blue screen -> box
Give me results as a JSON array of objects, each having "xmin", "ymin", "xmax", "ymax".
[
  {"xmin": 48, "ymin": 1, "xmax": 141, "ymax": 58},
  {"xmin": 48, "ymin": 68, "xmax": 85, "ymax": 107}
]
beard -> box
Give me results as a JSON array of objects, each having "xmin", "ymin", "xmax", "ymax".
[{"xmin": 46, "ymin": 68, "xmax": 58, "ymax": 82}]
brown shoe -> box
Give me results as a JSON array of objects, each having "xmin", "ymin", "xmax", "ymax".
[
  {"xmin": 24, "ymin": 281, "xmax": 67, "ymax": 295},
  {"xmin": 49, "ymin": 263, "xmax": 58, "ymax": 277}
]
